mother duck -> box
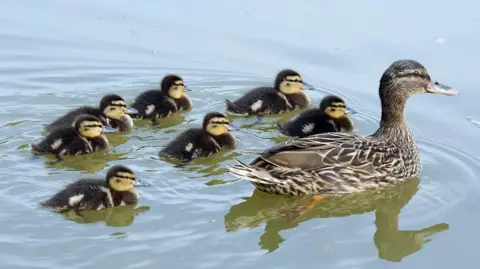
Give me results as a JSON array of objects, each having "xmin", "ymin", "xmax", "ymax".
[{"xmin": 228, "ymin": 60, "xmax": 458, "ymax": 196}]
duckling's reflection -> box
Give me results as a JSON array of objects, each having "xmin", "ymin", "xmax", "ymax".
[
  {"xmin": 44, "ymin": 151, "xmax": 127, "ymax": 173},
  {"xmin": 224, "ymin": 178, "xmax": 449, "ymax": 261},
  {"xmin": 61, "ymin": 205, "xmax": 150, "ymax": 227},
  {"xmin": 161, "ymin": 150, "xmax": 241, "ymax": 178},
  {"xmin": 133, "ymin": 113, "xmax": 186, "ymax": 130}
]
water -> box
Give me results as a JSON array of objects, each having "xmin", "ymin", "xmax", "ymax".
[{"xmin": 1, "ymin": 0, "xmax": 480, "ymax": 268}]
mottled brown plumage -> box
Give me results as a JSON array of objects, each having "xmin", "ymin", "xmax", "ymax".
[{"xmin": 228, "ymin": 60, "xmax": 458, "ymax": 195}]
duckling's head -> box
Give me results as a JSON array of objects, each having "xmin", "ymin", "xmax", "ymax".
[
  {"xmin": 203, "ymin": 112, "xmax": 231, "ymax": 136},
  {"xmin": 74, "ymin": 114, "xmax": 107, "ymax": 138},
  {"xmin": 275, "ymin": 69, "xmax": 311, "ymax": 95},
  {"xmin": 106, "ymin": 165, "xmax": 136, "ymax": 192},
  {"xmin": 379, "ymin": 60, "xmax": 458, "ymax": 102},
  {"xmin": 320, "ymin": 95, "xmax": 351, "ymax": 119},
  {"xmin": 161, "ymin": 74, "xmax": 191, "ymax": 99},
  {"xmin": 100, "ymin": 94, "xmax": 138, "ymax": 120}
]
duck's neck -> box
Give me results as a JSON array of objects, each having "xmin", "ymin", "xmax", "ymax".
[{"xmin": 374, "ymin": 90, "xmax": 412, "ymax": 141}]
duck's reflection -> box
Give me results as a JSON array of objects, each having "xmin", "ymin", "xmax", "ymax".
[
  {"xmin": 224, "ymin": 178, "xmax": 449, "ymax": 261},
  {"xmin": 61, "ymin": 205, "xmax": 150, "ymax": 227}
]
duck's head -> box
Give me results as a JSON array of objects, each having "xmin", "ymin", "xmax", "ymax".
[
  {"xmin": 100, "ymin": 94, "xmax": 138, "ymax": 120},
  {"xmin": 74, "ymin": 114, "xmax": 115, "ymax": 138},
  {"xmin": 106, "ymin": 165, "xmax": 136, "ymax": 192},
  {"xmin": 203, "ymin": 112, "xmax": 231, "ymax": 136},
  {"xmin": 275, "ymin": 69, "xmax": 313, "ymax": 95},
  {"xmin": 379, "ymin": 60, "xmax": 458, "ymax": 102},
  {"xmin": 161, "ymin": 74, "xmax": 191, "ymax": 99},
  {"xmin": 320, "ymin": 95, "xmax": 352, "ymax": 119}
]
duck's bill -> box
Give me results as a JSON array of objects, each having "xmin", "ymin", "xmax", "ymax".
[
  {"xmin": 184, "ymin": 85, "xmax": 192, "ymax": 92},
  {"xmin": 427, "ymin": 81, "xmax": 459, "ymax": 96},
  {"xmin": 102, "ymin": 126, "xmax": 117, "ymax": 133},
  {"xmin": 126, "ymin": 107, "xmax": 139, "ymax": 114},
  {"xmin": 302, "ymin": 82, "xmax": 315, "ymax": 90}
]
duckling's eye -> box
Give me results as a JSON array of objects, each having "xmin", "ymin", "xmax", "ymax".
[
  {"xmin": 330, "ymin": 108, "xmax": 336, "ymax": 112},
  {"xmin": 110, "ymin": 107, "xmax": 115, "ymax": 111}
]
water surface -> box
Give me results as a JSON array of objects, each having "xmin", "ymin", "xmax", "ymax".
[{"xmin": 1, "ymin": 0, "xmax": 480, "ymax": 268}]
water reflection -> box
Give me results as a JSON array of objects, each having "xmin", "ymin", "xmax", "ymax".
[
  {"xmin": 60, "ymin": 205, "xmax": 150, "ymax": 227},
  {"xmin": 42, "ymin": 151, "xmax": 128, "ymax": 173},
  {"xmin": 224, "ymin": 178, "xmax": 449, "ymax": 261}
]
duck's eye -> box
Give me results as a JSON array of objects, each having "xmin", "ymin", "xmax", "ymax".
[
  {"xmin": 110, "ymin": 107, "xmax": 115, "ymax": 111},
  {"xmin": 330, "ymin": 108, "xmax": 336, "ymax": 112},
  {"xmin": 116, "ymin": 179, "xmax": 121, "ymax": 183}
]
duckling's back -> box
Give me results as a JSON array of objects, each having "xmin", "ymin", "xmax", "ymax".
[
  {"xmin": 226, "ymin": 87, "xmax": 293, "ymax": 115},
  {"xmin": 131, "ymin": 90, "xmax": 178, "ymax": 118},
  {"xmin": 159, "ymin": 128, "xmax": 220, "ymax": 160},
  {"xmin": 45, "ymin": 106, "xmax": 105, "ymax": 133},
  {"xmin": 277, "ymin": 108, "xmax": 336, "ymax": 138},
  {"xmin": 41, "ymin": 179, "xmax": 109, "ymax": 211}
]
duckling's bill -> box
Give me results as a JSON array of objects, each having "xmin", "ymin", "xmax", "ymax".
[
  {"xmin": 427, "ymin": 81, "xmax": 458, "ymax": 96},
  {"xmin": 126, "ymin": 107, "xmax": 139, "ymax": 114},
  {"xmin": 102, "ymin": 125, "xmax": 117, "ymax": 133},
  {"xmin": 302, "ymin": 81, "xmax": 316, "ymax": 91}
]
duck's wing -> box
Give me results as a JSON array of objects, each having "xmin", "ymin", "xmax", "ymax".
[{"xmin": 235, "ymin": 132, "xmax": 400, "ymax": 183}]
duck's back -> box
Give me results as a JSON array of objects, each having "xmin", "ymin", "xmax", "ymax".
[
  {"xmin": 226, "ymin": 87, "xmax": 292, "ymax": 115},
  {"xmin": 41, "ymin": 179, "xmax": 110, "ymax": 211},
  {"xmin": 131, "ymin": 90, "xmax": 178, "ymax": 118},
  {"xmin": 45, "ymin": 107, "xmax": 105, "ymax": 133},
  {"xmin": 159, "ymin": 128, "xmax": 220, "ymax": 160}
]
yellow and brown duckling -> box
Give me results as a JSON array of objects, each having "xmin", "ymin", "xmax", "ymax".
[
  {"xmin": 41, "ymin": 165, "xmax": 140, "ymax": 212},
  {"xmin": 32, "ymin": 114, "xmax": 115, "ymax": 161},
  {"xmin": 228, "ymin": 59, "xmax": 458, "ymax": 196},
  {"xmin": 277, "ymin": 95, "xmax": 355, "ymax": 138},
  {"xmin": 225, "ymin": 69, "xmax": 314, "ymax": 117},
  {"xmin": 45, "ymin": 94, "xmax": 138, "ymax": 134},
  {"xmin": 159, "ymin": 112, "xmax": 236, "ymax": 161},
  {"xmin": 131, "ymin": 74, "xmax": 192, "ymax": 125}
]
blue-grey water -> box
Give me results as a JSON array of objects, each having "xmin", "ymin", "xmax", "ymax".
[{"xmin": 1, "ymin": 0, "xmax": 480, "ymax": 268}]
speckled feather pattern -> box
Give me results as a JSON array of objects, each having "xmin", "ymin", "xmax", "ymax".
[{"xmin": 228, "ymin": 127, "xmax": 420, "ymax": 196}]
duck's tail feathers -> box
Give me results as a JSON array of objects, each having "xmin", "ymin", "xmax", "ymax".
[
  {"xmin": 227, "ymin": 158, "xmax": 283, "ymax": 185},
  {"xmin": 225, "ymin": 100, "xmax": 247, "ymax": 115},
  {"xmin": 31, "ymin": 144, "xmax": 44, "ymax": 155}
]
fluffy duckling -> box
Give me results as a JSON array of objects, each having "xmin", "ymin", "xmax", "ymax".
[
  {"xmin": 277, "ymin": 95, "xmax": 355, "ymax": 138},
  {"xmin": 225, "ymin": 69, "xmax": 313, "ymax": 117},
  {"xmin": 32, "ymin": 114, "xmax": 115, "ymax": 160},
  {"xmin": 41, "ymin": 165, "xmax": 139, "ymax": 212},
  {"xmin": 159, "ymin": 112, "xmax": 236, "ymax": 161},
  {"xmin": 131, "ymin": 74, "xmax": 192, "ymax": 125},
  {"xmin": 45, "ymin": 94, "xmax": 138, "ymax": 134}
]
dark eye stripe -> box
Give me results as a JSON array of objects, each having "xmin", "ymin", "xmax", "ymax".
[
  {"xmin": 85, "ymin": 124, "xmax": 102, "ymax": 128},
  {"xmin": 396, "ymin": 73, "xmax": 429, "ymax": 80},
  {"xmin": 211, "ymin": 121, "xmax": 229, "ymax": 125},
  {"xmin": 111, "ymin": 104, "xmax": 127, "ymax": 108},
  {"xmin": 286, "ymin": 79, "xmax": 302, "ymax": 83},
  {"xmin": 116, "ymin": 175, "xmax": 135, "ymax": 180}
]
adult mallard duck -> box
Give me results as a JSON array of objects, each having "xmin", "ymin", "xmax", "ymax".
[{"xmin": 228, "ymin": 60, "xmax": 458, "ymax": 196}]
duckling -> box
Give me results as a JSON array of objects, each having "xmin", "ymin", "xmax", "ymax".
[
  {"xmin": 277, "ymin": 95, "xmax": 355, "ymax": 138},
  {"xmin": 41, "ymin": 165, "xmax": 140, "ymax": 212},
  {"xmin": 225, "ymin": 69, "xmax": 314, "ymax": 118},
  {"xmin": 131, "ymin": 74, "xmax": 192, "ymax": 125},
  {"xmin": 32, "ymin": 114, "xmax": 115, "ymax": 161},
  {"xmin": 44, "ymin": 94, "xmax": 138, "ymax": 134},
  {"xmin": 159, "ymin": 112, "xmax": 236, "ymax": 161},
  {"xmin": 228, "ymin": 59, "xmax": 458, "ymax": 196}
]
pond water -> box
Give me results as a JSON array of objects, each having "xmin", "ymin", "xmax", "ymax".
[{"xmin": 1, "ymin": 0, "xmax": 480, "ymax": 268}]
